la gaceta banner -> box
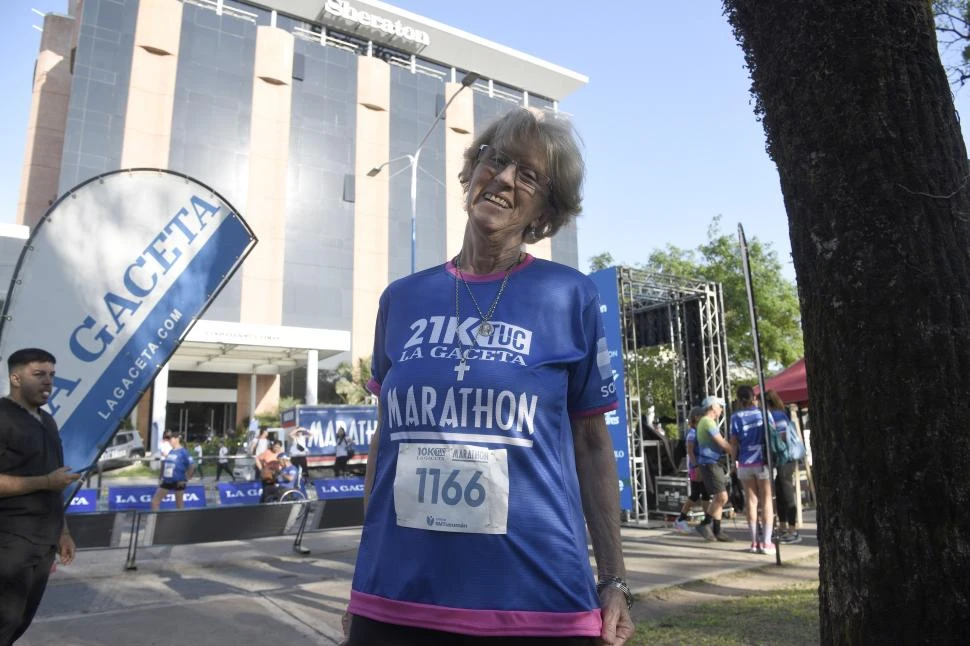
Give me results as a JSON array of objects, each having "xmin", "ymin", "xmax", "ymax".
[
  {"xmin": 0, "ymin": 170, "xmax": 256, "ymax": 498},
  {"xmin": 108, "ymin": 485, "xmax": 207, "ymax": 511}
]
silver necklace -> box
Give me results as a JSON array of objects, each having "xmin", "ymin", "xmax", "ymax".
[
  {"xmin": 455, "ymin": 252, "xmax": 519, "ymax": 337},
  {"xmin": 452, "ymin": 252, "xmax": 521, "ymax": 381}
]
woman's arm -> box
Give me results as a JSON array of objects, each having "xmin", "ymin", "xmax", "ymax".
[
  {"xmin": 362, "ymin": 407, "xmax": 381, "ymax": 514},
  {"xmin": 572, "ymin": 414, "xmax": 634, "ymax": 645}
]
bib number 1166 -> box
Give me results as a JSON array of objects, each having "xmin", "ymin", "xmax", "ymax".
[
  {"xmin": 394, "ymin": 443, "xmax": 509, "ymax": 534},
  {"xmin": 415, "ymin": 468, "xmax": 485, "ymax": 507}
]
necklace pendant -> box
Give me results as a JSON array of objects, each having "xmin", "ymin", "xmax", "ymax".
[{"xmin": 477, "ymin": 321, "xmax": 494, "ymax": 337}]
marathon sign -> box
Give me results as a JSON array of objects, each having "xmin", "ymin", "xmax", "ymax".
[
  {"xmin": 107, "ymin": 485, "xmax": 207, "ymax": 511},
  {"xmin": 314, "ymin": 477, "xmax": 365, "ymax": 500},
  {"xmin": 0, "ymin": 170, "xmax": 256, "ymax": 501},
  {"xmin": 65, "ymin": 488, "xmax": 98, "ymax": 513},
  {"xmin": 217, "ymin": 481, "xmax": 263, "ymax": 506}
]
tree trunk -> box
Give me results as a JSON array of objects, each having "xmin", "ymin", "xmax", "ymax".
[{"xmin": 723, "ymin": 1, "xmax": 970, "ymax": 643}]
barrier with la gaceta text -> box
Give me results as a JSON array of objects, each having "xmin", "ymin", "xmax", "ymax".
[
  {"xmin": 66, "ymin": 488, "xmax": 98, "ymax": 513},
  {"xmin": 107, "ymin": 485, "xmax": 207, "ymax": 511}
]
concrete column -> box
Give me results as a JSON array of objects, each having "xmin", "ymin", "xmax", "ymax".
[
  {"xmin": 250, "ymin": 369, "xmax": 257, "ymax": 420},
  {"xmin": 150, "ymin": 363, "xmax": 170, "ymax": 449},
  {"xmin": 240, "ymin": 25, "xmax": 293, "ymax": 327},
  {"xmin": 120, "ymin": 0, "xmax": 182, "ymax": 167},
  {"xmin": 17, "ymin": 13, "xmax": 75, "ymax": 228},
  {"xmin": 305, "ymin": 349, "xmax": 318, "ymax": 405},
  {"xmin": 352, "ymin": 56, "xmax": 391, "ymax": 364},
  {"xmin": 445, "ymin": 81, "xmax": 475, "ymax": 259}
]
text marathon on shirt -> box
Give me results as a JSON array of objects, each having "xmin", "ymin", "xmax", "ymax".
[{"xmin": 391, "ymin": 315, "xmax": 537, "ymax": 435}]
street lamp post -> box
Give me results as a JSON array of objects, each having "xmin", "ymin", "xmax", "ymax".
[{"xmin": 368, "ymin": 71, "xmax": 480, "ymax": 274}]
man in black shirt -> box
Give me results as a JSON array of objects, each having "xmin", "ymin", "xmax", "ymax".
[{"xmin": 0, "ymin": 348, "xmax": 80, "ymax": 645}]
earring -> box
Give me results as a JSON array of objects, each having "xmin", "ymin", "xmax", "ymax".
[{"xmin": 529, "ymin": 223, "xmax": 539, "ymax": 241}]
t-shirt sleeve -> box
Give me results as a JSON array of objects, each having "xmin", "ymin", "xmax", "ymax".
[
  {"xmin": 700, "ymin": 417, "xmax": 718, "ymax": 439},
  {"xmin": 367, "ymin": 289, "xmax": 391, "ymax": 397},
  {"xmin": 567, "ymin": 291, "xmax": 619, "ymax": 418}
]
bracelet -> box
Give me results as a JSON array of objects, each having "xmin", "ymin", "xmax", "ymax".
[{"xmin": 596, "ymin": 575, "xmax": 634, "ymax": 610}]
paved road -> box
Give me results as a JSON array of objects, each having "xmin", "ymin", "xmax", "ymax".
[{"xmin": 21, "ymin": 513, "xmax": 818, "ymax": 645}]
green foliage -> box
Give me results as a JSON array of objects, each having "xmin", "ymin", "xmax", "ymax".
[
  {"xmin": 588, "ymin": 251, "xmax": 615, "ymax": 272},
  {"xmin": 334, "ymin": 357, "xmax": 373, "ymax": 404},
  {"xmin": 643, "ymin": 216, "xmax": 803, "ymax": 371},
  {"xmin": 625, "ymin": 346, "xmax": 678, "ymax": 422},
  {"xmin": 238, "ymin": 395, "xmax": 303, "ymax": 433}
]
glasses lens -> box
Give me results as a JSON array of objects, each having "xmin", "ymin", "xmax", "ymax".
[
  {"xmin": 516, "ymin": 167, "xmax": 541, "ymax": 191},
  {"xmin": 478, "ymin": 146, "xmax": 549, "ymax": 193}
]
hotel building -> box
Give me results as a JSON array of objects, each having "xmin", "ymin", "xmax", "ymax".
[{"xmin": 12, "ymin": 0, "xmax": 587, "ymax": 446}]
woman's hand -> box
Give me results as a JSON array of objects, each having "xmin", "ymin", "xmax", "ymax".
[
  {"xmin": 598, "ymin": 587, "xmax": 634, "ymax": 645},
  {"xmin": 341, "ymin": 609, "xmax": 354, "ymax": 645}
]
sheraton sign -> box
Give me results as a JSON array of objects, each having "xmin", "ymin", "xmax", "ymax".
[{"xmin": 323, "ymin": 0, "xmax": 431, "ymax": 47}]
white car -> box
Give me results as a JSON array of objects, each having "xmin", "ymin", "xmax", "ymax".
[{"xmin": 98, "ymin": 430, "xmax": 146, "ymax": 468}]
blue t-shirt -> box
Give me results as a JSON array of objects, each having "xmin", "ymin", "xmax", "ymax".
[
  {"xmin": 278, "ymin": 465, "xmax": 299, "ymax": 490},
  {"xmin": 770, "ymin": 410, "xmax": 790, "ymax": 436},
  {"xmin": 685, "ymin": 426, "xmax": 700, "ymax": 478},
  {"xmin": 685, "ymin": 426, "xmax": 697, "ymax": 466},
  {"xmin": 731, "ymin": 407, "xmax": 767, "ymax": 467},
  {"xmin": 350, "ymin": 255, "xmax": 619, "ymax": 638},
  {"xmin": 161, "ymin": 447, "xmax": 193, "ymax": 483}
]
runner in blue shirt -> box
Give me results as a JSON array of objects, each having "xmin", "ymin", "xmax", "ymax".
[
  {"xmin": 730, "ymin": 385, "xmax": 774, "ymax": 553},
  {"xmin": 151, "ymin": 434, "xmax": 195, "ymax": 510}
]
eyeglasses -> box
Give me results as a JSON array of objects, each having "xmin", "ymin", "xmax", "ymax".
[{"xmin": 476, "ymin": 145, "xmax": 552, "ymax": 195}]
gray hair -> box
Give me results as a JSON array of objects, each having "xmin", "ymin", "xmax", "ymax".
[{"xmin": 458, "ymin": 108, "xmax": 584, "ymax": 242}]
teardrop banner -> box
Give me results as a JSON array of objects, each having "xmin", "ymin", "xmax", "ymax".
[{"xmin": 0, "ymin": 169, "xmax": 257, "ymax": 492}]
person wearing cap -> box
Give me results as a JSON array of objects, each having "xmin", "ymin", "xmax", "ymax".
[
  {"xmin": 673, "ymin": 406, "xmax": 711, "ymax": 534},
  {"xmin": 276, "ymin": 453, "xmax": 299, "ymax": 492},
  {"xmin": 693, "ymin": 395, "xmax": 735, "ymax": 542}
]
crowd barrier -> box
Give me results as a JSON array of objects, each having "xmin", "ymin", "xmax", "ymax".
[{"xmin": 66, "ymin": 477, "xmax": 367, "ymax": 570}]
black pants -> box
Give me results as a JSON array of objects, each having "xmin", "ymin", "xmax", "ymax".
[
  {"xmin": 0, "ymin": 533, "xmax": 56, "ymax": 646},
  {"xmin": 215, "ymin": 462, "xmax": 234, "ymax": 480},
  {"xmin": 260, "ymin": 482, "xmax": 281, "ymax": 503},
  {"xmin": 334, "ymin": 455, "xmax": 350, "ymax": 477},
  {"xmin": 775, "ymin": 461, "xmax": 797, "ymax": 525},
  {"xmin": 348, "ymin": 615, "xmax": 596, "ymax": 646}
]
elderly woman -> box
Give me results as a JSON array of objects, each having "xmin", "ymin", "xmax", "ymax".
[{"xmin": 344, "ymin": 108, "xmax": 633, "ymax": 645}]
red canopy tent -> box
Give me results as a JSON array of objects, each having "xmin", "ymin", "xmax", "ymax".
[{"xmin": 757, "ymin": 358, "xmax": 808, "ymax": 406}]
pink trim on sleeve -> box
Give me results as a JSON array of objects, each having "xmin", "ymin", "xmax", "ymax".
[
  {"xmin": 366, "ymin": 378, "xmax": 381, "ymax": 397},
  {"xmin": 569, "ymin": 401, "xmax": 619, "ymax": 420},
  {"xmin": 349, "ymin": 590, "xmax": 601, "ymax": 637}
]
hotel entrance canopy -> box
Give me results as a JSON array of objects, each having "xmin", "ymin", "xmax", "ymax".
[{"xmin": 169, "ymin": 320, "xmax": 351, "ymax": 375}]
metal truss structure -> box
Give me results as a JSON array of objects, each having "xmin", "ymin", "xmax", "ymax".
[{"xmin": 616, "ymin": 267, "xmax": 730, "ymax": 522}]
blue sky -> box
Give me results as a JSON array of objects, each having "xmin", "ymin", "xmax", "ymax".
[{"xmin": 3, "ymin": 1, "xmax": 969, "ymax": 283}]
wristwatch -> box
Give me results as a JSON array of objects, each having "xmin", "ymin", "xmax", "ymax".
[{"xmin": 596, "ymin": 575, "xmax": 634, "ymax": 610}]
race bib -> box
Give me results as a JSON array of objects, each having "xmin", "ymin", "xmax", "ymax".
[
  {"xmin": 394, "ymin": 443, "xmax": 509, "ymax": 534},
  {"xmin": 163, "ymin": 461, "xmax": 175, "ymax": 479}
]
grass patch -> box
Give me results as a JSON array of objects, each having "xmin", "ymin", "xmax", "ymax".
[
  {"xmin": 632, "ymin": 585, "xmax": 819, "ymax": 646},
  {"xmin": 100, "ymin": 463, "xmax": 159, "ymax": 478}
]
